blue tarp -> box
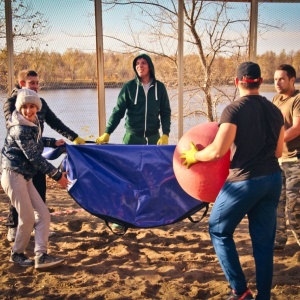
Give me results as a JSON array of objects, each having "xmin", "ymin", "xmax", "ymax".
[{"xmin": 44, "ymin": 144, "xmax": 208, "ymax": 229}]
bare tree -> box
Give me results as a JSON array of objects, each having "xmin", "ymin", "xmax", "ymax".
[
  {"xmin": 101, "ymin": 0, "xmax": 251, "ymax": 122},
  {"xmin": 0, "ymin": 0, "xmax": 49, "ymax": 92},
  {"xmin": 0, "ymin": 0, "xmax": 49, "ymax": 48},
  {"xmin": 102, "ymin": 0, "xmax": 283, "ymax": 123}
]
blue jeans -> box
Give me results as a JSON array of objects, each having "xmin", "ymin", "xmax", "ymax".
[{"xmin": 209, "ymin": 172, "xmax": 282, "ymax": 300}]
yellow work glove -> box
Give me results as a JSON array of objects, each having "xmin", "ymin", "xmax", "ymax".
[
  {"xmin": 180, "ymin": 142, "xmax": 199, "ymax": 169},
  {"xmin": 73, "ymin": 137, "xmax": 86, "ymax": 145},
  {"xmin": 96, "ymin": 133, "xmax": 110, "ymax": 144},
  {"xmin": 157, "ymin": 134, "xmax": 169, "ymax": 145}
]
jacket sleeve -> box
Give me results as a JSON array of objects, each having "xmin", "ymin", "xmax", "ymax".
[
  {"xmin": 159, "ymin": 82, "xmax": 171, "ymax": 136},
  {"xmin": 42, "ymin": 99, "xmax": 79, "ymax": 141},
  {"xmin": 105, "ymin": 85, "xmax": 128, "ymax": 134},
  {"xmin": 3, "ymin": 96, "xmax": 17, "ymax": 125},
  {"xmin": 13, "ymin": 126, "xmax": 62, "ymax": 181},
  {"xmin": 42, "ymin": 137, "xmax": 57, "ymax": 148}
]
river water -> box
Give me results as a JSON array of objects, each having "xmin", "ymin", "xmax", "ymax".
[{"xmin": 0, "ymin": 87, "xmax": 277, "ymax": 148}]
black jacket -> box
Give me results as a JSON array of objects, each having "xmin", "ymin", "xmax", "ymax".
[
  {"xmin": 3, "ymin": 88, "xmax": 78, "ymax": 146},
  {"xmin": 1, "ymin": 111, "xmax": 62, "ymax": 181}
]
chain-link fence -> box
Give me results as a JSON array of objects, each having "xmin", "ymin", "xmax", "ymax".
[{"xmin": 0, "ymin": 0, "xmax": 299, "ymax": 146}]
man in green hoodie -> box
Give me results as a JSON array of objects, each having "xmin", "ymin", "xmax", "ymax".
[{"xmin": 96, "ymin": 54, "xmax": 171, "ymax": 145}]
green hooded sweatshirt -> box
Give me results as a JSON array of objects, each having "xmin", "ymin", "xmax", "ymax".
[{"xmin": 105, "ymin": 54, "xmax": 171, "ymax": 138}]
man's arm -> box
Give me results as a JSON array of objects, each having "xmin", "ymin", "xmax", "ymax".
[
  {"xmin": 3, "ymin": 96, "xmax": 17, "ymax": 123},
  {"xmin": 194, "ymin": 123, "xmax": 236, "ymax": 162},
  {"xmin": 180, "ymin": 122, "xmax": 236, "ymax": 169},
  {"xmin": 159, "ymin": 83, "xmax": 171, "ymax": 136},
  {"xmin": 276, "ymin": 126, "xmax": 284, "ymax": 158},
  {"xmin": 41, "ymin": 99, "xmax": 79, "ymax": 141},
  {"xmin": 284, "ymin": 116, "xmax": 300, "ymax": 143}
]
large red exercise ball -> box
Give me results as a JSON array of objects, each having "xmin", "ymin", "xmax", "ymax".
[{"xmin": 173, "ymin": 122, "xmax": 230, "ymax": 203}]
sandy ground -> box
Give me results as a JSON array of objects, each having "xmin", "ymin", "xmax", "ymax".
[{"xmin": 0, "ymin": 179, "xmax": 299, "ymax": 300}]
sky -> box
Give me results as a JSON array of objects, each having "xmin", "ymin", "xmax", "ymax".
[{"xmin": 7, "ymin": 0, "xmax": 300, "ymax": 55}]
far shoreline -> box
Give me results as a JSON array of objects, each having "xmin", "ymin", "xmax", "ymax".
[
  {"xmin": 39, "ymin": 83, "xmax": 299, "ymax": 92},
  {"xmin": 2, "ymin": 82, "xmax": 299, "ymax": 92}
]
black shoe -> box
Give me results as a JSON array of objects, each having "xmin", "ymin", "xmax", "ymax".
[
  {"xmin": 35, "ymin": 253, "xmax": 64, "ymax": 270},
  {"xmin": 9, "ymin": 252, "xmax": 34, "ymax": 267},
  {"xmin": 226, "ymin": 289, "xmax": 254, "ymax": 300},
  {"xmin": 274, "ymin": 242, "xmax": 285, "ymax": 251}
]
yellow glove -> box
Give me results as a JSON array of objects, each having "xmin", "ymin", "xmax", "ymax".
[
  {"xmin": 96, "ymin": 133, "xmax": 110, "ymax": 144},
  {"xmin": 180, "ymin": 142, "xmax": 199, "ymax": 169},
  {"xmin": 157, "ymin": 134, "xmax": 169, "ymax": 145},
  {"xmin": 73, "ymin": 137, "xmax": 86, "ymax": 145}
]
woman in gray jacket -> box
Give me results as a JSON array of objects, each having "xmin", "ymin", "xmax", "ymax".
[{"xmin": 1, "ymin": 88, "xmax": 69, "ymax": 270}]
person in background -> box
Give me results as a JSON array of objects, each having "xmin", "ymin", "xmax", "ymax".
[
  {"xmin": 181, "ymin": 62, "xmax": 284, "ymax": 300},
  {"xmin": 272, "ymin": 64, "xmax": 300, "ymax": 250},
  {"xmin": 1, "ymin": 88, "xmax": 70, "ymax": 269},
  {"xmin": 96, "ymin": 53, "xmax": 171, "ymax": 145},
  {"xmin": 3, "ymin": 69, "xmax": 86, "ymax": 242}
]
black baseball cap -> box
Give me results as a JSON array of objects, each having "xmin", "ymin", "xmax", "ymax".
[{"xmin": 237, "ymin": 62, "xmax": 261, "ymax": 83}]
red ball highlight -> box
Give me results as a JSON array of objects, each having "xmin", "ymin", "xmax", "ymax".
[{"xmin": 173, "ymin": 122, "xmax": 230, "ymax": 202}]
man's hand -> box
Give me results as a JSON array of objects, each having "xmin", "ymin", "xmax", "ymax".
[
  {"xmin": 180, "ymin": 142, "xmax": 199, "ymax": 169},
  {"xmin": 73, "ymin": 137, "xmax": 86, "ymax": 145},
  {"xmin": 96, "ymin": 133, "xmax": 110, "ymax": 144},
  {"xmin": 157, "ymin": 134, "xmax": 169, "ymax": 145},
  {"xmin": 57, "ymin": 172, "xmax": 70, "ymax": 189}
]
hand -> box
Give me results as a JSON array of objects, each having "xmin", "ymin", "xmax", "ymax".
[
  {"xmin": 73, "ymin": 137, "xmax": 86, "ymax": 145},
  {"xmin": 55, "ymin": 139, "xmax": 65, "ymax": 147},
  {"xmin": 157, "ymin": 134, "xmax": 169, "ymax": 145},
  {"xmin": 96, "ymin": 133, "xmax": 110, "ymax": 144},
  {"xmin": 180, "ymin": 142, "xmax": 199, "ymax": 169},
  {"xmin": 57, "ymin": 172, "xmax": 70, "ymax": 189}
]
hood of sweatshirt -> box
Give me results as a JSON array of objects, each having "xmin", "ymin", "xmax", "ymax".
[
  {"xmin": 132, "ymin": 53, "xmax": 156, "ymax": 81},
  {"xmin": 132, "ymin": 54, "xmax": 158, "ymax": 105}
]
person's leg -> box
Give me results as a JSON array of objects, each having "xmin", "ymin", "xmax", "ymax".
[
  {"xmin": 274, "ymin": 169, "xmax": 287, "ymax": 249},
  {"xmin": 33, "ymin": 169, "xmax": 58, "ymax": 237},
  {"xmin": 209, "ymin": 181, "xmax": 250, "ymax": 295},
  {"xmin": 5, "ymin": 205, "xmax": 18, "ymax": 226},
  {"xmin": 123, "ymin": 132, "xmax": 147, "ymax": 144},
  {"xmin": 32, "ymin": 170, "xmax": 47, "ymax": 202},
  {"xmin": 27, "ymin": 181, "xmax": 50, "ymax": 255},
  {"xmin": 248, "ymin": 172, "xmax": 282, "ymax": 300},
  {"xmin": 20, "ymin": 177, "xmax": 63, "ymax": 270},
  {"xmin": 209, "ymin": 175, "xmax": 279, "ymax": 296},
  {"xmin": 5, "ymin": 171, "xmax": 47, "ymax": 242},
  {"xmin": 4, "ymin": 170, "xmax": 46, "ymax": 239},
  {"xmin": 5, "ymin": 168, "xmax": 45, "ymax": 232},
  {"xmin": 5, "ymin": 205, "xmax": 18, "ymax": 242},
  {"xmin": 147, "ymin": 133, "xmax": 160, "ymax": 145},
  {"xmin": 281, "ymin": 161, "xmax": 300, "ymax": 246},
  {"xmin": 1, "ymin": 170, "xmax": 35, "ymax": 254}
]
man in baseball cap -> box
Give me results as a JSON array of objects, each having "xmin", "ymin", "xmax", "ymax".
[
  {"xmin": 181, "ymin": 61, "xmax": 284, "ymax": 299},
  {"xmin": 237, "ymin": 61, "xmax": 262, "ymax": 83}
]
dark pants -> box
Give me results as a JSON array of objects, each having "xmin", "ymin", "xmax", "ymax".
[
  {"xmin": 6, "ymin": 170, "xmax": 46, "ymax": 228},
  {"xmin": 122, "ymin": 132, "xmax": 160, "ymax": 145},
  {"xmin": 209, "ymin": 172, "xmax": 282, "ymax": 300}
]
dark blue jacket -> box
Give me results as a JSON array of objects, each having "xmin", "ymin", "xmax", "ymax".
[
  {"xmin": 1, "ymin": 111, "xmax": 62, "ymax": 181},
  {"xmin": 3, "ymin": 88, "xmax": 78, "ymax": 144}
]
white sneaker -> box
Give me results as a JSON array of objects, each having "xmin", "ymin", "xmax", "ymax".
[
  {"xmin": 7, "ymin": 227, "xmax": 17, "ymax": 242},
  {"xmin": 35, "ymin": 253, "xmax": 64, "ymax": 270}
]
